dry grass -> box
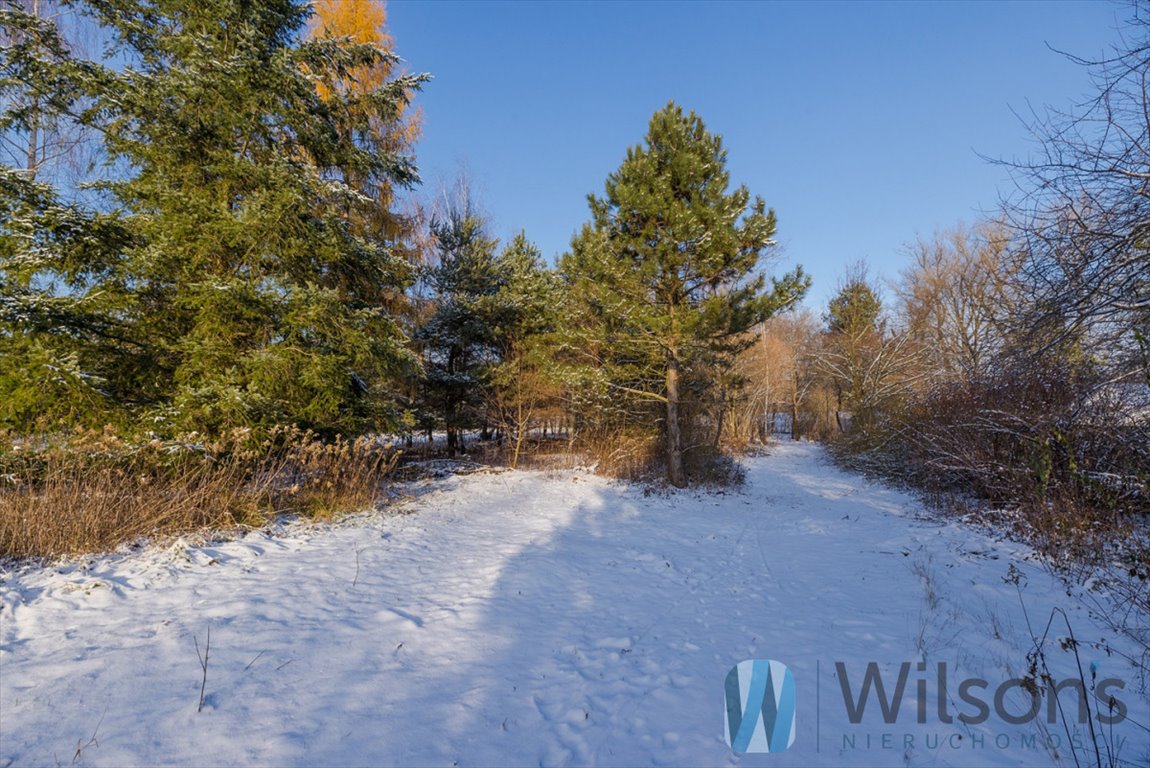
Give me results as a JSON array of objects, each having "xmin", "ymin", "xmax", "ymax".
[
  {"xmin": 525, "ymin": 430, "xmax": 745, "ymax": 487},
  {"xmin": 0, "ymin": 427, "xmax": 400, "ymax": 561},
  {"xmin": 461, "ymin": 430, "xmax": 665, "ymax": 482},
  {"xmin": 277, "ymin": 430, "xmax": 401, "ymax": 519},
  {"xmin": 582, "ymin": 431, "xmax": 663, "ymax": 481}
]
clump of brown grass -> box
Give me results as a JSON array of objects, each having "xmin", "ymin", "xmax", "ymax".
[
  {"xmin": 579, "ymin": 431, "xmax": 663, "ymax": 482},
  {"xmin": 0, "ymin": 427, "xmax": 400, "ymax": 561},
  {"xmin": 274, "ymin": 429, "xmax": 401, "ymax": 519}
]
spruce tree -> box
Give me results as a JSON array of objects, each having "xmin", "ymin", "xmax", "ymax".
[
  {"xmin": 0, "ymin": 166, "xmax": 137, "ymax": 430},
  {"xmin": 487, "ymin": 232, "xmax": 560, "ymax": 466},
  {"xmin": 83, "ymin": 0, "xmax": 427, "ymax": 435},
  {"xmin": 0, "ymin": 3, "xmax": 135, "ymax": 430},
  {"xmin": 2, "ymin": 0, "xmax": 428, "ymax": 437},
  {"xmin": 416, "ymin": 203, "xmax": 500, "ymax": 455},
  {"xmin": 562, "ymin": 102, "xmax": 808, "ymax": 486},
  {"xmin": 307, "ymin": 0, "xmax": 421, "ymax": 260}
]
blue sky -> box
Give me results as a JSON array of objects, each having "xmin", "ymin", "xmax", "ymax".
[{"xmin": 388, "ymin": 0, "xmax": 1123, "ymax": 310}]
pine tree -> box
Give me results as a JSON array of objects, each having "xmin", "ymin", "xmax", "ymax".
[
  {"xmin": 823, "ymin": 266, "xmax": 883, "ymax": 428},
  {"xmin": 562, "ymin": 102, "xmax": 808, "ymax": 486}
]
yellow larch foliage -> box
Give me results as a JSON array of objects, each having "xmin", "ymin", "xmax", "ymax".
[{"xmin": 308, "ymin": 0, "xmax": 422, "ymax": 206}]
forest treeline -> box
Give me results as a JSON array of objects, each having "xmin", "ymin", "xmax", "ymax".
[
  {"xmin": 0, "ymin": 0, "xmax": 811, "ymax": 493},
  {"xmin": 0, "ymin": 0, "xmax": 1148, "ymax": 566}
]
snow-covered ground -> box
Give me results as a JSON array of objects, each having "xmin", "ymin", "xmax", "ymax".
[{"xmin": 1, "ymin": 442, "xmax": 1146, "ymax": 766}]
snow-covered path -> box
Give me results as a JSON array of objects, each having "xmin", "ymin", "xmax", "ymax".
[{"xmin": 1, "ymin": 442, "xmax": 1146, "ymax": 766}]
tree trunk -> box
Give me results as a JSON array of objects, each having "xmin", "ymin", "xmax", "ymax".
[
  {"xmin": 834, "ymin": 384, "xmax": 845, "ymax": 434},
  {"xmin": 713, "ymin": 381, "xmax": 725, "ymax": 450},
  {"xmin": 445, "ymin": 344, "xmax": 462, "ymax": 456},
  {"xmin": 25, "ymin": 0, "xmax": 41, "ymax": 179},
  {"xmin": 665, "ymin": 353, "xmax": 687, "ymax": 488},
  {"xmin": 512, "ymin": 398, "xmax": 525, "ymax": 469}
]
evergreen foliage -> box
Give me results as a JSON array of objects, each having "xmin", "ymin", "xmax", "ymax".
[
  {"xmin": 487, "ymin": 232, "xmax": 562, "ymax": 465},
  {"xmin": 826, "ymin": 276, "xmax": 882, "ymax": 338},
  {"xmin": 822, "ymin": 271, "xmax": 886, "ymax": 427},
  {"xmin": 414, "ymin": 209, "xmax": 559, "ymax": 459},
  {"xmin": 0, "ymin": 0, "xmax": 428, "ymax": 437},
  {"xmin": 307, "ymin": 0, "xmax": 422, "ymax": 256},
  {"xmin": 0, "ymin": 156, "xmax": 136, "ymax": 430},
  {"xmin": 562, "ymin": 102, "xmax": 808, "ymax": 486},
  {"xmin": 416, "ymin": 202, "xmax": 501, "ymax": 454}
]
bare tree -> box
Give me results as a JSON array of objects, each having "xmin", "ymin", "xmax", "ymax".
[
  {"xmin": 0, "ymin": 0, "xmax": 103, "ymax": 189},
  {"xmin": 772, "ymin": 310, "xmax": 822, "ymax": 440},
  {"xmin": 1000, "ymin": 2, "xmax": 1150, "ymax": 381},
  {"xmin": 725, "ymin": 319, "xmax": 789, "ymax": 445},
  {"xmin": 817, "ymin": 263, "xmax": 929, "ymax": 436},
  {"xmin": 898, "ymin": 221, "xmax": 1017, "ymax": 383}
]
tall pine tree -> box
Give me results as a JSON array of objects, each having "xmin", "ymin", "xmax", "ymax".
[{"xmin": 562, "ymin": 102, "xmax": 808, "ymax": 486}]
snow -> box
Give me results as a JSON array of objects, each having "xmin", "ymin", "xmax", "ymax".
[{"xmin": 1, "ymin": 442, "xmax": 1147, "ymax": 766}]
